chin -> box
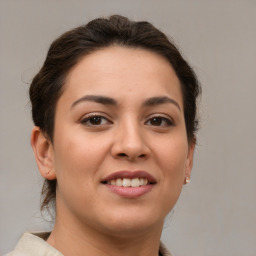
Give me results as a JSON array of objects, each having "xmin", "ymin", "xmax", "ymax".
[{"xmin": 94, "ymin": 207, "xmax": 165, "ymax": 237}]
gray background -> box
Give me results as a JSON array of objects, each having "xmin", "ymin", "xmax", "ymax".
[{"xmin": 0, "ymin": 1, "xmax": 255, "ymax": 255}]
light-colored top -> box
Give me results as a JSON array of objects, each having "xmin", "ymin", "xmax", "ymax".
[
  {"xmin": 5, "ymin": 233, "xmax": 63, "ymax": 256},
  {"xmin": 6, "ymin": 232, "xmax": 172, "ymax": 256}
]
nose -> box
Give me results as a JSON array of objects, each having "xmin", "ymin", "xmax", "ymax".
[{"xmin": 111, "ymin": 121, "xmax": 150, "ymax": 161}]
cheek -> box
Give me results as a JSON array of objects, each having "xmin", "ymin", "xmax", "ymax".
[
  {"xmin": 52, "ymin": 131, "xmax": 111, "ymax": 191},
  {"xmin": 53, "ymin": 139, "xmax": 99, "ymax": 213},
  {"xmin": 52, "ymin": 131, "xmax": 114, "ymax": 220},
  {"xmin": 158, "ymin": 137, "xmax": 188, "ymax": 176},
  {"xmin": 155, "ymin": 136, "xmax": 188, "ymax": 207}
]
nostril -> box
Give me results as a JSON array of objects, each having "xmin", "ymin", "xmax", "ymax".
[
  {"xmin": 116, "ymin": 152, "xmax": 147, "ymax": 161},
  {"xmin": 118, "ymin": 153, "xmax": 127, "ymax": 157}
]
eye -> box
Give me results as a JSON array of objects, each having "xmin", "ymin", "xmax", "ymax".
[
  {"xmin": 145, "ymin": 116, "xmax": 174, "ymax": 127},
  {"xmin": 81, "ymin": 114, "xmax": 112, "ymax": 127}
]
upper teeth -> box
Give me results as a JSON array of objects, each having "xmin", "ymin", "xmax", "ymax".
[{"xmin": 107, "ymin": 178, "xmax": 148, "ymax": 187}]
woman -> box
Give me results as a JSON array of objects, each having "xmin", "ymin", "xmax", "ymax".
[{"xmin": 7, "ymin": 15, "xmax": 200, "ymax": 256}]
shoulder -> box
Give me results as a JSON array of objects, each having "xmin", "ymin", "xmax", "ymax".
[
  {"xmin": 5, "ymin": 232, "xmax": 63, "ymax": 256},
  {"xmin": 5, "ymin": 252, "xmax": 24, "ymax": 256}
]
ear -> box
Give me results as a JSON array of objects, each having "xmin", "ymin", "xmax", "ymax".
[
  {"xmin": 31, "ymin": 126, "xmax": 56, "ymax": 180},
  {"xmin": 184, "ymin": 139, "xmax": 196, "ymax": 184}
]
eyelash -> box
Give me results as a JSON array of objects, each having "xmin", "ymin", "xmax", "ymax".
[
  {"xmin": 80, "ymin": 114, "xmax": 112, "ymax": 127},
  {"xmin": 145, "ymin": 115, "xmax": 174, "ymax": 127},
  {"xmin": 80, "ymin": 114, "xmax": 174, "ymax": 128}
]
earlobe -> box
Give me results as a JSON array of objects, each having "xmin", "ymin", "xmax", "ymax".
[
  {"xmin": 31, "ymin": 126, "xmax": 56, "ymax": 180},
  {"xmin": 184, "ymin": 140, "xmax": 196, "ymax": 184}
]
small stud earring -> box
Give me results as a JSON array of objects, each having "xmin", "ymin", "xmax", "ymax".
[{"xmin": 185, "ymin": 176, "xmax": 190, "ymax": 184}]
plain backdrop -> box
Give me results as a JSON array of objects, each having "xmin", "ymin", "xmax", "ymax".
[{"xmin": 0, "ymin": 1, "xmax": 256, "ymax": 256}]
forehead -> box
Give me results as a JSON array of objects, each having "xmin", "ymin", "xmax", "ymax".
[{"xmin": 62, "ymin": 45, "xmax": 183, "ymax": 108}]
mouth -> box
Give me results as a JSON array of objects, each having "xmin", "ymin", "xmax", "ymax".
[
  {"xmin": 101, "ymin": 170, "xmax": 156, "ymax": 198},
  {"xmin": 104, "ymin": 177, "xmax": 149, "ymax": 187}
]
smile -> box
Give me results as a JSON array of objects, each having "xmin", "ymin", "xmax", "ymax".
[
  {"xmin": 101, "ymin": 170, "xmax": 156, "ymax": 198},
  {"xmin": 106, "ymin": 178, "xmax": 149, "ymax": 187}
]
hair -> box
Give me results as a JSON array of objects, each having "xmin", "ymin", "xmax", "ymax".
[{"xmin": 29, "ymin": 15, "xmax": 201, "ymax": 212}]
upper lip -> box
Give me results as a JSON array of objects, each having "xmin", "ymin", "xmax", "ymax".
[{"xmin": 101, "ymin": 170, "xmax": 157, "ymax": 184}]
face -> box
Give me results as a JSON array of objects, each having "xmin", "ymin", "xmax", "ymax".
[{"xmin": 41, "ymin": 46, "xmax": 194, "ymax": 237}]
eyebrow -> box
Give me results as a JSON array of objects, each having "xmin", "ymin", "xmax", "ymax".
[
  {"xmin": 71, "ymin": 95, "xmax": 180, "ymax": 111},
  {"xmin": 143, "ymin": 96, "xmax": 181, "ymax": 111},
  {"xmin": 71, "ymin": 95, "xmax": 117, "ymax": 109}
]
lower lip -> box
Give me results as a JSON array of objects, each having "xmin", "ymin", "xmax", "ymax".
[{"xmin": 105, "ymin": 184, "xmax": 154, "ymax": 198}]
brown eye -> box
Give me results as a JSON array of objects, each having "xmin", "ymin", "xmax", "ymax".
[
  {"xmin": 81, "ymin": 115, "xmax": 111, "ymax": 126},
  {"xmin": 88, "ymin": 116, "xmax": 102, "ymax": 125},
  {"xmin": 145, "ymin": 116, "xmax": 173, "ymax": 127},
  {"xmin": 150, "ymin": 117, "xmax": 163, "ymax": 126}
]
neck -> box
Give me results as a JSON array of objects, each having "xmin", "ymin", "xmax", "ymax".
[{"xmin": 47, "ymin": 214, "xmax": 164, "ymax": 256}]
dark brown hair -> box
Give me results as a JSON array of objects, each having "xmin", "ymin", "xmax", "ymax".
[{"xmin": 29, "ymin": 15, "xmax": 201, "ymax": 212}]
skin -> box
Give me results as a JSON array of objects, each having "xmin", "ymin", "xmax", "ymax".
[{"xmin": 31, "ymin": 46, "xmax": 195, "ymax": 256}]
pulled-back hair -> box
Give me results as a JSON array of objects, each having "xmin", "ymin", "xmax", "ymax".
[{"xmin": 29, "ymin": 15, "xmax": 201, "ymax": 212}]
